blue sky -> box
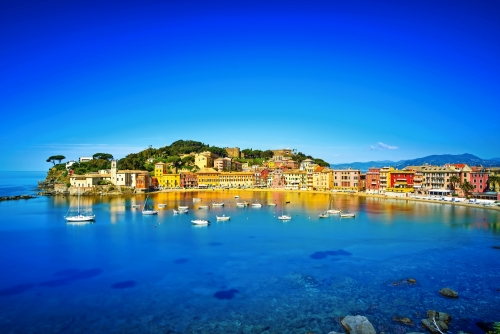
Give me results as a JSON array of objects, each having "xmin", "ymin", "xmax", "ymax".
[{"xmin": 1, "ymin": 0, "xmax": 499, "ymax": 171}]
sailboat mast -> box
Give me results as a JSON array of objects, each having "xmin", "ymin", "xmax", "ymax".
[{"xmin": 77, "ymin": 187, "xmax": 80, "ymax": 215}]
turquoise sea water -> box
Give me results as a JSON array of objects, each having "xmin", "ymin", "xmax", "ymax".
[{"xmin": 0, "ymin": 173, "xmax": 499, "ymax": 333}]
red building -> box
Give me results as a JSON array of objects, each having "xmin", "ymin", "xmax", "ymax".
[
  {"xmin": 389, "ymin": 170, "xmax": 414, "ymax": 190},
  {"xmin": 180, "ymin": 172, "xmax": 198, "ymax": 188},
  {"xmin": 366, "ymin": 168, "xmax": 380, "ymax": 191},
  {"xmin": 470, "ymin": 167, "xmax": 488, "ymax": 193}
]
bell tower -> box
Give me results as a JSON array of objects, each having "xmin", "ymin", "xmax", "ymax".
[{"xmin": 111, "ymin": 160, "xmax": 117, "ymax": 184}]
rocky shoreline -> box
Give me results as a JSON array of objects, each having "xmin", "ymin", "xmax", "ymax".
[{"xmin": 0, "ymin": 195, "xmax": 37, "ymax": 201}]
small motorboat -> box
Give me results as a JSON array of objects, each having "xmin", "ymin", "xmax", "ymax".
[
  {"xmin": 131, "ymin": 204, "xmax": 141, "ymax": 209},
  {"xmin": 178, "ymin": 206, "xmax": 189, "ymax": 210},
  {"xmin": 216, "ymin": 215, "xmax": 230, "ymax": 221},
  {"xmin": 173, "ymin": 209, "xmax": 188, "ymax": 214},
  {"xmin": 267, "ymin": 203, "xmax": 277, "ymax": 206},
  {"xmin": 340, "ymin": 211, "xmax": 355, "ymax": 218},
  {"xmin": 251, "ymin": 203, "xmax": 262, "ymax": 208},
  {"xmin": 192, "ymin": 198, "xmax": 202, "ymax": 202},
  {"xmin": 278, "ymin": 214, "xmax": 292, "ymax": 221},
  {"xmin": 198, "ymin": 205, "xmax": 210, "ymax": 210},
  {"xmin": 191, "ymin": 219, "xmax": 210, "ymax": 225},
  {"xmin": 212, "ymin": 202, "xmax": 224, "ymax": 207},
  {"xmin": 158, "ymin": 204, "xmax": 167, "ymax": 208},
  {"xmin": 319, "ymin": 211, "xmax": 329, "ymax": 218},
  {"xmin": 236, "ymin": 201, "xmax": 249, "ymax": 207},
  {"xmin": 327, "ymin": 209, "xmax": 341, "ymax": 214},
  {"xmin": 234, "ymin": 195, "xmax": 240, "ymax": 198}
]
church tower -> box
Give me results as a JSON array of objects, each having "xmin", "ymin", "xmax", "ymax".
[{"xmin": 111, "ymin": 160, "xmax": 117, "ymax": 185}]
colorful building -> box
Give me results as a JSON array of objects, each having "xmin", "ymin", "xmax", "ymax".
[
  {"xmin": 312, "ymin": 167, "xmax": 333, "ymax": 190},
  {"xmin": 366, "ymin": 168, "xmax": 380, "ymax": 192},
  {"xmin": 269, "ymin": 168, "xmax": 285, "ymax": 189},
  {"xmin": 214, "ymin": 157, "xmax": 232, "ymax": 172},
  {"xmin": 470, "ymin": 167, "xmax": 488, "ymax": 193},
  {"xmin": 219, "ymin": 172, "xmax": 255, "ymax": 188},
  {"xmin": 196, "ymin": 168, "xmax": 220, "ymax": 188},
  {"xmin": 283, "ymin": 169, "xmax": 307, "ymax": 190},
  {"xmin": 379, "ymin": 167, "xmax": 394, "ymax": 191},
  {"xmin": 387, "ymin": 170, "xmax": 415, "ymax": 192},
  {"xmin": 180, "ymin": 172, "xmax": 198, "ymax": 188},
  {"xmin": 332, "ymin": 168, "xmax": 362, "ymax": 191}
]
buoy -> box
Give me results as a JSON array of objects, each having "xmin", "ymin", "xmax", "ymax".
[{"xmin": 154, "ymin": 225, "xmax": 156, "ymax": 228}]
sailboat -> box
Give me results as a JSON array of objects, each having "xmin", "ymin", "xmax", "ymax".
[
  {"xmin": 277, "ymin": 198, "xmax": 291, "ymax": 220},
  {"xmin": 327, "ymin": 195, "xmax": 341, "ymax": 214},
  {"xmin": 65, "ymin": 188, "xmax": 95, "ymax": 222},
  {"xmin": 142, "ymin": 195, "xmax": 158, "ymax": 215}
]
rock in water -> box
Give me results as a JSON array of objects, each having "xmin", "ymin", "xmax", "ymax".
[
  {"xmin": 421, "ymin": 310, "xmax": 452, "ymax": 334},
  {"xmin": 439, "ymin": 288, "xmax": 459, "ymax": 298},
  {"xmin": 393, "ymin": 316, "xmax": 415, "ymax": 326},
  {"xmin": 341, "ymin": 315, "xmax": 376, "ymax": 334}
]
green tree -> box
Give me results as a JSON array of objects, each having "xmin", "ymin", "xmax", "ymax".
[
  {"xmin": 46, "ymin": 155, "xmax": 66, "ymax": 165},
  {"xmin": 449, "ymin": 175, "xmax": 460, "ymax": 192},
  {"xmin": 488, "ymin": 175, "xmax": 499, "ymax": 192},
  {"xmin": 207, "ymin": 146, "xmax": 227, "ymax": 157},
  {"xmin": 93, "ymin": 153, "xmax": 114, "ymax": 161},
  {"xmin": 461, "ymin": 180, "xmax": 474, "ymax": 198}
]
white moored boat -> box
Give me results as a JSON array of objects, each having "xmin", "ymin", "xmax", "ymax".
[
  {"xmin": 268, "ymin": 203, "xmax": 277, "ymax": 206},
  {"xmin": 234, "ymin": 195, "xmax": 240, "ymax": 198},
  {"xmin": 191, "ymin": 219, "xmax": 210, "ymax": 225},
  {"xmin": 158, "ymin": 204, "xmax": 167, "ymax": 208},
  {"xmin": 236, "ymin": 201, "xmax": 249, "ymax": 207},
  {"xmin": 277, "ymin": 198, "xmax": 291, "ymax": 220},
  {"xmin": 251, "ymin": 203, "xmax": 262, "ymax": 208},
  {"xmin": 212, "ymin": 202, "xmax": 224, "ymax": 207},
  {"xmin": 178, "ymin": 206, "xmax": 189, "ymax": 210},
  {"xmin": 326, "ymin": 195, "xmax": 341, "ymax": 214},
  {"xmin": 216, "ymin": 215, "xmax": 230, "ymax": 221},
  {"xmin": 319, "ymin": 211, "xmax": 329, "ymax": 218},
  {"xmin": 193, "ymin": 198, "xmax": 202, "ymax": 202},
  {"xmin": 198, "ymin": 205, "xmax": 209, "ymax": 209},
  {"xmin": 65, "ymin": 188, "xmax": 95, "ymax": 222},
  {"xmin": 340, "ymin": 211, "xmax": 355, "ymax": 218}
]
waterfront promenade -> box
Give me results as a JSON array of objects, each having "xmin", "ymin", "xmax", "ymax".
[{"xmin": 150, "ymin": 187, "xmax": 500, "ymax": 212}]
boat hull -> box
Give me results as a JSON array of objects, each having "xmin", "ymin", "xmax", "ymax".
[{"xmin": 65, "ymin": 215, "xmax": 95, "ymax": 222}]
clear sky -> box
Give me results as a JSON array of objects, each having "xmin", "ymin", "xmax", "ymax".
[{"xmin": 1, "ymin": 0, "xmax": 499, "ymax": 171}]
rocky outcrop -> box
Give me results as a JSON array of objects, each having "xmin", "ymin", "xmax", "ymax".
[
  {"xmin": 393, "ymin": 316, "xmax": 415, "ymax": 326},
  {"xmin": 341, "ymin": 315, "xmax": 376, "ymax": 334},
  {"xmin": 0, "ymin": 195, "xmax": 37, "ymax": 201},
  {"xmin": 439, "ymin": 288, "xmax": 458, "ymax": 298},
  {"xmin": 392, "ymin": 278, "xmax": 417, "ymax": 286},
  {"xmin": 421, "ymin": 310, "xmax": 451, "ymax": 333}
]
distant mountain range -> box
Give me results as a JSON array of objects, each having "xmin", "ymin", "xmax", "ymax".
[{"xmin": 328, "ymin": 153, "xmax": 500, "ymax": 172}]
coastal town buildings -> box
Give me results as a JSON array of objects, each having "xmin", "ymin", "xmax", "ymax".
[
  {"xmin": 194, "ymin": 151, "xmax": 218, "ymax": 169},
  {"xmin": 180, "ymin": 172, "xmax": 198, "ymax": 188},
  {"xmin": 225, "ymin": 147, "xmax": 241, "ymax": 158},
  {"xmin": 379, "ymin": 167, "xmax": 393, "ymax": 191},
  {"xmin": 214, "ymin": 157, "xmax": 232, "ymax": 172},
  {"xmin": 332, "ymin": 168, "xmax": 361, "ymax": 192},
  {"xmin": 312, "ymin": 167, "xmax": 333, "ymax": 190},
  {"xmin": 387, "ymin": 170, "xmax": 414, "ymax": 192},
  {"xmin": 196, "ymin": 168, "xmax": 220, "ymax": 188},
  {"xmin": 219, "ymin": 172, "xmax": 255, "ymax": 188},
  {"xmin": 283, "ymin": 169, "xmax": 307, "ymax": 190},
  {"xmin": 470, "ymin": 167, "xmax": 488, "ymax": 193},
  {"xmin": 365, "ymin": 168, "xmax": 380, "ymax": 192}
]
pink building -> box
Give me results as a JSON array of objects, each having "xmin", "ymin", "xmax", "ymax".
[
  {"xmin": 269, "ymin": 169, "xmax": 285, "ymax": 188},
  {"xmin": 470, "ymin": 167, "xmax": 488, "ymax": 193},
  {"xmin": 180, "ymin": 172, "xmax": 198, "ymax": 188}
]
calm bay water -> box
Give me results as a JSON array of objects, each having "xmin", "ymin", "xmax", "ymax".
[{"xmin": 0, "ymin": 173, "xmax": 499, "ymax": 333}]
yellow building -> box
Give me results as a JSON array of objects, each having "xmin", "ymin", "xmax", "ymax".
[
  {"xmin": 194, "ymin": 151, "xmax": 218, "ymax": 169},
  {"xmin": 154, "ymin": 162, "xmax": 180, "ymax": 188},
  {"xmin": 312, "ymin": 167, "xmax": 334, "ymax": 190},
  {"xmin": 267, "ymin": 161, "xmax": 276, "ymax": 169},
  {"xmin": 283, "ymin": 169, "xmax": 307, "ymax": 190},
  {"xmin": 379, "ymin": 166, "xmax": 394, "ymax": 191},
  {"xmin": 196, "ymin": 168, "xmax": 220, "ymax": 188},
  {"xmin": 219, "ymin": 172, "xmax": 255, "ymax": 188}
]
